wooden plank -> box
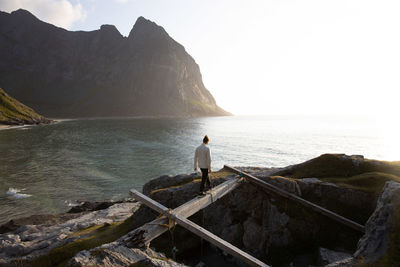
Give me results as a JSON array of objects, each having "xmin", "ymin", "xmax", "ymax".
[
  {"xmin": 224, "ymin": 165, "xmax": 365, "ymax": 233},
  {"xmin": 130, "ymin": 182, "xmax": 268, "ymax": 267},
  {"xmin": 172, "ymin": 213, "xmax": 268, "ymax": 267},
  {"xmin": 127, "ymin": 177, "xmax": 243, "ymax": 246},
  {"xmin": 173, "ymin": 176, "xmax": 243, "ymax": 217},
  {"xmin": 130, "ymin": 188, "xmax": 169, "ymax": 214}
]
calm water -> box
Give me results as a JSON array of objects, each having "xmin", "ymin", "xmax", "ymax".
[{"xmin": 0, "ymin": 115, "xmax": 394, "ymax": 224}]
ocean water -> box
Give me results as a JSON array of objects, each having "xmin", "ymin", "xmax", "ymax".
[{"xmin": 0, "ymin": 115, "xmax": 396, "ymax": 225}]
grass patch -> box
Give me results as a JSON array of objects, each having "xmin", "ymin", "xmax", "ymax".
[
  {"xmin": 29, "ymin": 215, "xmax": 136, "ymax": 267},
  {"xmin": 320, "ymin": 172, "xmax": 400, "ymax": 194}
]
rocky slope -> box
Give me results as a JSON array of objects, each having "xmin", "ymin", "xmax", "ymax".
[
  {"xmin": 0, "ymin": 9, "xmax": 229, "ymax": 118},
  {"xmin": 0, "ymin": 87, "xmax": 52, "ymax": 125},
  {"xmin": 1, "ymin": 154, "xmax": 399, "ymax": 267}
]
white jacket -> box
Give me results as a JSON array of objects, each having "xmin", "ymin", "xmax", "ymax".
[{"xmin": 194, "ymin": 143, "xmax": 211, "ymax": 170}]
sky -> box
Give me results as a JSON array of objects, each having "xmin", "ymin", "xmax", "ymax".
[{"xmin": 0, "ymin": 0, "xmax": 399, "ymax": 117}]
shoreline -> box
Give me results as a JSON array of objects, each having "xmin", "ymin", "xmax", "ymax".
[{"xmin": 0, "ymin": 119, "xmax": 63, "ymax": 131}]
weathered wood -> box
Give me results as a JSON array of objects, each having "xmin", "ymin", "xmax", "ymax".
[
  {"xmin": 173, "ymin": 176, "xmax": 243, "ymax": 217},
  {"xmin": 224, "ymin": 165, "xmax": 366, "ymax": 233},
  {"xmin": 171, "ymin": 213, "xmax": 268, "ymax": 267},
  {"xmin": 130, "ymin": 182, "xmax": 268, "ymax": 267},
  {"xmin": 130, "ymin": 188, "xmax": 169, "ymax": 214},
  {"xmin": 127, "ymin": 177, "xmax": 243, "ymax": 246}
]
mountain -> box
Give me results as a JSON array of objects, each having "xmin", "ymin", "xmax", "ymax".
[
  {"xmin": 0, "ymin": 87, "xmax": 51, "ymax": 125},
  {"xmin": 0, "ymin": 9, "xmax": 230, "ymax": 118}
]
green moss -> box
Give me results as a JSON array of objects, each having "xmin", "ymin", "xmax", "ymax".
[
  {"xmin": 0, "ymin": 87, "xmax": 46, "ymax": 124},
  {"xmin": 29, "ymin": 215, "xmax": 136, "ymax": 267},
  {"xmin": 320, "ymin": 172, "xmax": 400, "ymax": 194}
]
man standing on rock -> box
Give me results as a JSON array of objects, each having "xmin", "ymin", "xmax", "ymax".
[{"xmin": 194, "ymin": 135, "xmax": 212, "ymax": 194}]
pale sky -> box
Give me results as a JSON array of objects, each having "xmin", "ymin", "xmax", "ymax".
[{"xmin": 1, "ymin": 0, "xmax": 399, "ymax": 117}]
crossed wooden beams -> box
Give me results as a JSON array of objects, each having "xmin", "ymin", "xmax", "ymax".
[
  {"xmin": 128, "ymin": 176, "xmax": 269, "ymax": 267},
  {"xmin": 128, "ymin": 166, "xmax": 365, "ymax": 267}
]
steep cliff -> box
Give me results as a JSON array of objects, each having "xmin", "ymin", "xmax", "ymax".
[
  {"xmin": 0, "ymin": 9, "xmax": 230, "ymax": 118},
  {"xmin": 0, "ymin": 87, "xmax": 51, "ymax": 125}
]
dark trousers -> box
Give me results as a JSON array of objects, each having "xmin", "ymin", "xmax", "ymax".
[{"xmin": 200, "ymin": 168, "xmax": 211, "ymax": 192}]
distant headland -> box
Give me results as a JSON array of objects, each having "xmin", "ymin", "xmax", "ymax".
[
  {"xmin": 0, "ymin": 9, "xmax": 230, "ymax": 118},
  {"xmin": 0, "ymin": 87, "xmax": 52, "ymax": 127}
]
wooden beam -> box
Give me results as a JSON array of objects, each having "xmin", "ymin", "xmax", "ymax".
[
  {"xmin": 171, "ymin": 213, "xmax": 268, "ymax": 267},
  {"xmin": 126, "ymin": 177, "xmax": 243, "ymax": 246},
  {"xmin": 224, "ymin": 165, "xmax": 365, "ymax": 233},
  {"xmin": 129, "ymin": 183, "xmax": 268, "ymax": 267},
  {"xmin": 173, "ymin": 176, "xmax": 243, "ymax": 217},
  {"xmin": 130, "ymin": 188, "xmax": 169, "ymax": 214}
]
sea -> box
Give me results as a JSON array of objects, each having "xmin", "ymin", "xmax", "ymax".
[{"xmin": 0, "ymin": 115, "xmax": 397, "ymax": 225}]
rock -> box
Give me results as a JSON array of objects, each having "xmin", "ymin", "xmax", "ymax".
[
  {"xmin": 297, "ymin": 177, "xmax": 376, "ymax": 224},
  {"xmin": 318, "ymin": 247, "xmax": 352, "ymax": 266},
  {"xmin": 0, "ymin": 213, "xmax": 83, "ymax": 234},
  {"xmin": 221, "ymin": 224, "xmax": 242, "ymax": 246},
  {"xmin": 272, "ymin": 153, "xmax": 400, "ymax": 178},
  {"xmin": 0, "ymin": 202, "xmax": 140, "ymax": 264},
  {"xmin": 325, "ymin": 257, "xmax": 356, "ymax": 267},
  {"xmin": 69, "ymin": 246, "xmax": 187, "ymax": 267},
  {"xmin": 67, "ymin": 200, "xmax": 125, "ymax": 213},
  {"xmin": 354, "ymin": 181, "xmax": 400, "ymax": 263},
  {"xmin": 265, "ymin": 204, "xmax": 291, "ymax": 248},
  {"xmin": 142, "ymin": 173, "xmax": 198, "ymax": 196},
  {"xmin": 242, "ymin": 217, "xmax": 264, "ymax": 252}
]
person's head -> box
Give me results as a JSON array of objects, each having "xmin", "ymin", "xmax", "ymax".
[{"xmin": 203, "ymin": 135, "xmax": 209, "ymax": 144}]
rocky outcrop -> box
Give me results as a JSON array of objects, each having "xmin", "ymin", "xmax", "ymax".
[
  {"xmin": 0, "ymin": 87, "xmax": 52, "ymax": 125},
  {"xmin": 1, "ymin": 155, "xmax": 399, "ymax": 266},
  {"xmin": 69, "ymin": 247, "xmax": 186, "ymax": 267},
  {"xmin": 273, "ymin": 153, "xmax": 400, "ymax": 178},
  {"xmin": 144, "ymin": 172, "xmax": 363, "ymax": 266},
  {"xmin": 354, "ymin": 181, "xmax": 400, "ymax": 263},
  {"xmin": 0, "ymin": 9, "xmax": 230, "ymax": 118},
  {"xmin": 0, "ymin": 201, "xmax": 140, "ymax": 265}
]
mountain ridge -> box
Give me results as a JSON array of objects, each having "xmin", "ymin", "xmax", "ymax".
[{"xmin": 0, "ymin": 9, "xmax": 230, "ymax": 118}]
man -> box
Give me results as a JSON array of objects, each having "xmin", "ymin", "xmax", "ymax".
[{"xmin": 194, "ymin": 135, "xmax": 212, "ymax": 194}]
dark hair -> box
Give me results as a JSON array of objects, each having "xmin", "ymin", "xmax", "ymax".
[{"xmin": 203, "ymin": 135, "xmax": 209, "ymax": 144}]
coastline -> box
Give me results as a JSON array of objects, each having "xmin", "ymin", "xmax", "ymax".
[
  {"xmin": 0, "ymin": 119, "xmax": 63, "ymax": 131},
  {"xmin": 0, "ymin": 156, "xmax": 398, "ymax": 267}
]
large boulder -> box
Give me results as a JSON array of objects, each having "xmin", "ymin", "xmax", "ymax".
[{"xmin": 354, "ymin": 181, "xmax": 400, "ymax": 263}]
